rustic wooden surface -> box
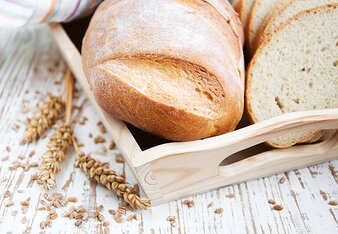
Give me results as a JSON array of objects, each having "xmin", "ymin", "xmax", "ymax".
[{"xmin": 0, "ymin": 26, "xmax": 337, "ymax": 234}]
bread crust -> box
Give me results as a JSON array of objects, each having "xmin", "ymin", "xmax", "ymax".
[
  {"xmin": 246, "ymin": 4, "xmax": 337, "ymax": 148},
  {"xmin": 82, "ymin": 0, "xmax": 245, "ymax": 141}
]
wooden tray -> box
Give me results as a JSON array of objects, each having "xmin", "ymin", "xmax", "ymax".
[{"xmin": 48, "ymin": 18, "xmax": 338, "ymax": 206}]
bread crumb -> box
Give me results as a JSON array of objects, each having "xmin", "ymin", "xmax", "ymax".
[
  {"xmin": 5, "ymin": 146, "xmax": 11, "ymax": 152},
  {"xmin": 88, "ymin": 133, "xmax": 93, "ymax": 138}
]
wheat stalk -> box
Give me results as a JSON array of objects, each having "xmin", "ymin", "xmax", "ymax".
[
  {"xmin": 74, "ymin": 149, "xmax": 150, "ymax": 210},
  {"xmin": 23, "ymin": 96, "xmax": 64, "ymax": 143},
  {"xmin": 38, "ymin": 69, "xmax": 74, "ymax": 190}
]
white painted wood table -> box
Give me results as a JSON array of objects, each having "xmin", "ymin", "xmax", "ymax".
[{"xmin": 0, "ymin": 26, "xmax": 337, "ymax": 234}]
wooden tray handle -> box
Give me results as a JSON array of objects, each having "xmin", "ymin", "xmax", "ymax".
[
  {"xmin": 135, "ymin": 108, "xmax": 338, "ymax": 167},
  {"xmin": 142, "ymin": 110, "xmax": 338, "ymax": 203},
  {"xmin": 218, "ymin": 130, "xmax": 338, "ymax": 183}
]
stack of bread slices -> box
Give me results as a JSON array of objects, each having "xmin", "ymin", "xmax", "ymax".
[{"xmin": 231, "ymin": 0, "xmax": 338, "ymax": 148}]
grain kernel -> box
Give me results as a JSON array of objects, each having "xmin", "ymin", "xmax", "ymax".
[
  {"xmin": 279, "ymin": 177, "xmax": 286, "ymax": 184},
  {"xmin": 328, "ymin": 200, "xmax": 337, "ymax": 206},
  {"xmin": 273, "ymin": 205, "xmax": 283, "ymax": 211},
  {"xmin": 268, "ymin": 199, "xmax": 276, "ymax": 205},
  {"xmin": 214, "ymin": 208, "xmax": 223, "ymax": 214},
  {"xmin": 67, "ymin": 197, "xmax": 78, "ymax": 203}
]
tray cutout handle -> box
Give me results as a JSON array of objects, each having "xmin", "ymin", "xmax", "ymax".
[
  {"xmin": 141, "ymin": 109, "xmax": 338, "ymax": 203},
  {"xmin": 218, "ymin": 130, "xmax": 338, "ymax": 183}
]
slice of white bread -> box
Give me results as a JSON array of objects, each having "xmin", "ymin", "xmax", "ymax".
[
  {"xmin": 229, "ymin": 0, "xmax": 240, "ymax": 6},
  {"xmin": 253, "ymin": 0, "xmax": 293, "ymax": 51},
  {"xmin": 246, "ymin": 4, "xmax": 338, "ymax": 148},
  {"xmin": 255, "ymin": 0, "xmax": 338, "ymax": 51},
  {"xmin": 235, "ymin": 0, "xmax": 256, "ymax": 34},
  {"xmin": 246, "ymin": 0, "xmax": 279, "ymax": 54}
]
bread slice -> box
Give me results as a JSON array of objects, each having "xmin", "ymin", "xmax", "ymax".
[
  {"xmin": 256, "ymin": 0, "xmax": 338, "ymax": 51},
  {"xmin": 236, "ymin": 0, "xmax": 256, "ymax": 33},
  {"xmin": 246, "ymin": 0, "xmax": 280, "ymax": 55},
  {"xmin": 246, "ymin": 4, "xmax": 338, "ymax": 148},
  {"xmin": 253, "ymin": 0, "xmax": 293, "ymax": 52},
  {"xmin": 230, "ymin": 0, "xmax": 240, "ymax": 7}
]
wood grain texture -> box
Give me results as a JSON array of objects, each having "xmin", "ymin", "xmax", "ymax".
[{"xmin": 0, "ymin": 26, "xmax": 337, "ymax": 233}]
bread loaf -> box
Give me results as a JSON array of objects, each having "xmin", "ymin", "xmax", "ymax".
[
  {"xmin": 246, "ymin": 4, "xmax": 338, "ymax": 148},
  {"xmin": 82, "ymin": 0, "xmax": 245, "ymax": 141}
]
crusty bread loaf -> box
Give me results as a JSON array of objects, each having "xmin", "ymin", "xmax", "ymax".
[
  {"xmin": 246, "ymin": 4, "xmax": 338, "ymax": 148},
  {"xmin": 82, "ymin": 0, "xmax": 245, "ymax": 141},
  {"xmin": 255, "ymin": 0, "xmax": 338, "ymax": 52},
  {"xmin": 206, "ymin": 0, "xmax": 245, "ymax": 45},
  {"xmin": 246, "ymin": 0, "xmax": 279, "ymax": 54}
]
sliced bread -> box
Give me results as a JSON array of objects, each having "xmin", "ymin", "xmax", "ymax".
[
  {"xmin": 235, "ymin": 0, "xmax": 256, "ymax": 34},
  {"xmin": 256, "ymin": 0, "xmax": 338, "ymax": 51},
  {"xmin": 229, "ymin": 0, "xmax": 240, "ymax": 6},
  {"xmin": 246, "ymin": 4, "xmax": 338, "ymax": 148},
  {"xmin": 253, "ymin": 0, "xmax": 293, "ymax": 52},
  {"xmin": 246, "ymin": 0, "xmax": 280, "ymax": 54}
]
